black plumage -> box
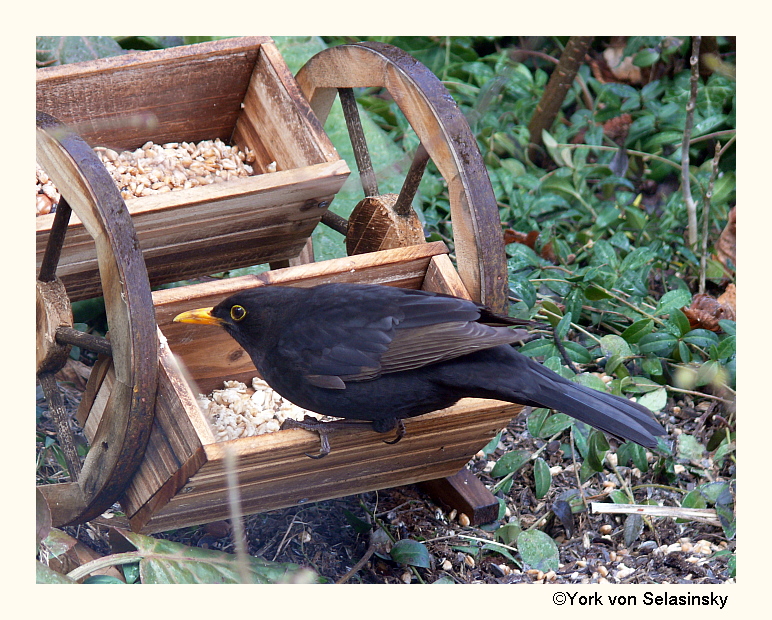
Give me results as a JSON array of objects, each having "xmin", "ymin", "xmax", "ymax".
[{"xmin": 174, "ymin": 283, "xmax": 665, "ymax": 454}]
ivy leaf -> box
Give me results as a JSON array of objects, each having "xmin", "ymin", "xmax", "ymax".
[
  {"xmin": 517, "ymin": 530, "xmax": 559, "ymax": 572},
  {"xmin": 390, "ymin": 539, "xmax": 431, "ymax": 568},
  {"xmin": 621, "ymin": 319, "xmax": 654, "ymax": 344},
  {"xmin": 654, "ymin": 288, "xmax": 692, "ymax": 316},
  {"xmin": 600, "ymin": 335, "xmax": 633, "ymax": 359},
  {"xmin": 491, "ymin": 450, "xmax": 531, "ymax": 478},
  {"xmin": 534, "ymin": 457, "xmax": 551, "ymax": 499},
  {"xmin": 637, "ymin": 386, "xmax": 667, "ymax": 412}
]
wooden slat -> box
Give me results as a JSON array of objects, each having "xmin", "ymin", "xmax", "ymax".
[
  {"xmin": 133, "ymin": 399, "xmax": 520, "ymax": 533},
  {"xmin": 36, "ymin": 38, "xmax": 270, "ymax": 151},
  {"xmin": 36, "ymin": 160, "xmax": 349, "ymax": 301},
  {"xmin": 296, "ymin": 42, "xmax": 509, "ymax": 312},
  {"xmin": 232, "ymin": 43, "xmax": 340, "ymax": 172},
  {"xmin": 36, "ymin": 38, "xmax": 351, "ymax": 300}
]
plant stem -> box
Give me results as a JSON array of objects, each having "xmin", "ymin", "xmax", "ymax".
[
  {"xmin": 699, "ymin": 142, "xmax": 723, "ymax": 294},
  {"xmin": 682, "ymin": 36, "xmax": 702, "ymax": 249},
  {"xmin": 67, "ymin": 551, "xmax": 143, "ymax": 582}
]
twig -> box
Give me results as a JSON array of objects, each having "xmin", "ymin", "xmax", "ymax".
[
  {"xmin": 272, "ymin": 515, "xmax": 300, "ymax": 562},
  {"xmin": 571, "ymin": 427, "xmax": 589, "ymax": 512},
  {"xmin": 552, "ymin": 323, "xmax": 580, "ymax": 374},
  {"xmin": 699, "ymin": 142, "xmax": 723, "ymax": 294},
  {"xmin": 591, "ymin": 502, "xmax": 720, "ymax": 526},
  {"xmin": 336, "ymin": 539, "xmax": 378, "ymax": 584},
  {"xmin": 682, "ymin": 36, "xmax": 702, "ymax": 249}
]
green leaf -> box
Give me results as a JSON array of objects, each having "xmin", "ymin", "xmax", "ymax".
[
  {"xmin": 718, "ymin": 320, "xmax": 736, "ymax": 336},
  {"xmin": 527, "ymin": 407, "xmax": 550, "ymax": 437},
  {"xmin": 599, "ymin": 334, "xmax": 633, "ymax": 358},
  {"xmin": 677, "ymin": 434, "xmax": 707, "ymax": 462},
  {"xmin": 617, "ymin": 441, "xmax": 649, "ymax": 472},
  {"xmin": 572, "ymin": 373, "xmax": 609, "ymax": 393},
  {"xmin": 619, "ymin": 246, "xmax": 655, "ymax": 272},
  {"xmin": 623, "ymin": 514, "xmax": 645, "ymax": 547},
  {"xmin": 534, "ymin": 458, "xmax": 551, "ymax": 499},
  {"xmin": 586, "ymin": 430, "xmax": 611, "ymax": 471},
  {"xmin": 495, "ymin": 522, "xmax": 522, "ymax": 546},
  {"xmin": 390, "ymin": 539, "xmax": 431, "ymax": 568},
  {"xmin": 37, "ymin": 36, "xmax": 125, "ymax": 66},
  {"xmin": 540, "ymin": 298, "xmax": 563, "ymax": 322},
  {"xmin": 584, "ymin": 284, "xmax": 613, "ymax": 300},
  {"xmin": 509, "ymin": 277, "xmax": 537, "ymax": 309},
  {"xmin": 666, "ymin": 308, "xmax": 692, "ymax": 337},
  {"xmin": 714, "ymin": 335, "xmax": 736, "ymax": 361},
  {"xmin": 621, "ymin": 319, "xmax": 654, "ymax": 344},
  {"xmin": 592, "ymin": 239, "xmax": 619, "ymax": 269},
  {"xmin": 681, "ymin": 489, "xmax": 708, "ymax": 509},
  {"xmin": 481, "ymin": 431, "xmax": 503, "ymax": 456},
  {"xmin": 633, "ymin": 48, "xmax": 660, "ymax": 67},
  {"xmin": 655, "ymin": 288, "xmax": 692, "ymax": 316},
  {"xmin": 519, "ymin": 338, "xmax": 558, "ymax": 358},
  {"xmin": 538, "ymin": 413, "xmax": 575, "ymax": 438},
  {"xmin": 491, "ymin": 450, "xmax": 531, "ymax": 478},
  {"xmin": 110, "ymin": 528, "xmax": 321, "ymax": 584},
  {"xmin": 638, "ymin": 332, "xmax": 678, "ymax": 356},
  {"xmin": 562, "ymin": 341, "xmax": 593, "ymax": 364},
  {"xmin": 517, "ymin": 530, "xmax": 559, "ymax": 572},
  {"xmin": 343, "ymin": 509, "xmax": 373, "ymax": 534},
  {"xmin": 555, "ymin": 312, "xmax": 572, "ymax": 339},
  {"xmin": 637, "ymin": 387, "xmax": 667, "ymax": 412},
  {"xmin": 682, "ymin": 329, "xmax": 720, "ymax": 348},
  {"xmin": 36, "ymin": 562, "xmax": 77, "ymax": 584},
  {"xmin": 84, "ymin": 574, "xmax": 126, "ymax": 584},
  {"xmin": 641, "ymin": 354, "xmax": 663, "ymax": 376}
]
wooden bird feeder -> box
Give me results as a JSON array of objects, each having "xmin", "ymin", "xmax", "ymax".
[{"xmin": 36, "ymin": 38, "xmax": 522, "ymax": 534}]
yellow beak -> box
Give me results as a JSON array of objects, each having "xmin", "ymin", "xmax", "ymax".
[{"xmin": 173, "ymin": 307, "xmax": 222, "ymax": 326}]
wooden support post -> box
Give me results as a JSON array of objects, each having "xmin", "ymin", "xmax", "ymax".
[{"xmin": 419, "ymin": 467, "xmax": 499, "ymax": 526}]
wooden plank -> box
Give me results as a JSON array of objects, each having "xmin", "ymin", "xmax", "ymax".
[
  {"xmin": 37, "ymin": 37, "xmax": 351, "ymax": 300},
  {"xmin": 419, "ymin": 469, "xmax": 499, "ymax": 526},
  {"xmin": 36, "ymin": 160, "xmax": 349, "ymax": 300},
  {"xmin": 135, "ymin": 399, "xmax": 520, "ymax": 533},
  {"xmin": 295, "ymin": 42, "xmax": 509, "ymax": 312},
  {"xmin": 232, "ymin": 43, "xmax": 339, "ymax": 172},
  {"xmin": 36, "ymin": 38, "xmax": 270, "ymax": 151},
  {"xmin": 422, "ymin": 253, "xmax": 473, "ymax": 299}
]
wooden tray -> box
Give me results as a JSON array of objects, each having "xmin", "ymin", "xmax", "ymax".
[
  {"xmin": 36, "ymin": 37, "xmax": 349, "ymax": 301},
  {"xmin": 76, "ymin": 242, "xmax": 521, "ymax": 533}
]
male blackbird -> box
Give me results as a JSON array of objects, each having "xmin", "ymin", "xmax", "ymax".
[{"xmin": 174, "ymin": 283, "xmax": 665, "ymax": 456}]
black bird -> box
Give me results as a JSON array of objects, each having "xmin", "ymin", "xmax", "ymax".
[{"xmin": 174, "ymin": 283, "xmax": 665, "ymax": 456}]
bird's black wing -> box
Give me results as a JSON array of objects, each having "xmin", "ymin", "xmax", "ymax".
[{"xmin": 275, "ymin": 284, "xmax": 526, "ymax": 389}]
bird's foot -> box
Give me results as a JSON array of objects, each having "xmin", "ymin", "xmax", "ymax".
[
  {"xmin": 281, "ymin": 416, "xmax": 373, "ymax": 459},
  {"xmin": 382, "ymin": 419, "xmax": 406, "ymax": 445}
]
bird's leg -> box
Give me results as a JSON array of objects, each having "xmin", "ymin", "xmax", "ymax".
[{"xmin": 280, "ymin": 416, "xmax": 374, "ymax": 458}]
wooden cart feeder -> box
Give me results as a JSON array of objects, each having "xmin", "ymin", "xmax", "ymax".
[{"xmin": 36, "ymin": 38, "xmax": 523, "ymax": 534}]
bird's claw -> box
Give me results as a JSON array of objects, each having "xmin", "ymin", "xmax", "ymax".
[
  {"xmin": 281, "ymin": 416, "xmax": 333, "ymax": 458},
  {"xmin": 383, "ymin": 419, "xmax": 406, "ymax": 445}
]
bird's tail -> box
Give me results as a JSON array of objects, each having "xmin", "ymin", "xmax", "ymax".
[
  {"xmin": 442, "ymin": 347, "xmax": 667, "ymax": 449},
  {"xmin": 514, "ymin": 355, "xmax": 666, "ymax": 448}
]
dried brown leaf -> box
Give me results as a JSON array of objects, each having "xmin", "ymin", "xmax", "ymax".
[
  {"xmin": 682, "ymin": 285, "xmax": 736, "ymax": 332},
  {"xmin": 715, "ymin": 207, "xmax": 736, "ymax": 272}
]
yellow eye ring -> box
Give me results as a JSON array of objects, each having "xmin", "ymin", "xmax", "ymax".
[{"xmin": 230, "ymin": 305, "xmax": 247, "ymax": 321}]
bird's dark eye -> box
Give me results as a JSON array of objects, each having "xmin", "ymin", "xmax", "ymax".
[{"xmin": 230, "ymin": 305, "xmax": 247, "ymax": 321}]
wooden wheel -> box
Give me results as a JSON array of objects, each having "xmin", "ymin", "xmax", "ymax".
[
  {"xmin": 296, "ymin": 41, "xmax": 509, "ymax": 313},
  {"xmin": 36, "ymin": 112, "xmax": 158, "ymax": 527}
]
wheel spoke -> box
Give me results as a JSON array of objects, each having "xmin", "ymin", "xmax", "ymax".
[
  {"xmin": 320, "ymin": 210, "xmax": 349, "ymax": 235},
  {"xmin": 338, "ymin": 87, "xmax": 379, "ymax": 197},
  {"xmin": 38, "ymin": 196, "xmax": 72, "ymax": 283},
  {"xmin": 55, "ymin": 326, "xmax": 113, "ymax": 356},
  {"xmin": 38, "ymin": 371, "xmax": 82, "ymax": 481},
  {"xmin": 393, "ymin": 142, "xmax": 430, "ymax": 217}
]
